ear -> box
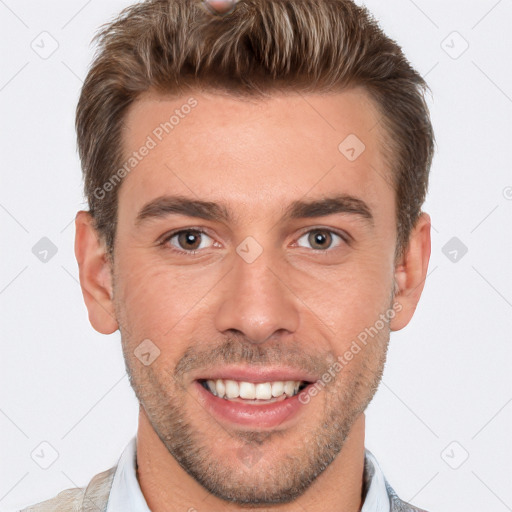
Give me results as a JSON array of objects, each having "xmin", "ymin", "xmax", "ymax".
[
  {"xmin": 74, "ymin": 211, "xmax": 118, "ymax": 334},
  {"xmin": 390, "ymin": 212, "xmax": 431, "ymax": 332}
]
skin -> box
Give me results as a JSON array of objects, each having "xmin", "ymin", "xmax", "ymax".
[{"xmin": 75, "ymin": 87, "xmax": 431, "ymax": 512}]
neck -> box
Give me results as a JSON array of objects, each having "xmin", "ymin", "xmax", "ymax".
[{"xmin": 136, "ymin": 407, "xmax": 366, "ymax": 512}]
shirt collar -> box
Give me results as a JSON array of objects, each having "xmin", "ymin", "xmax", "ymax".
[
  {"xmin": 105, "ymin": 436, "xmax": 149, "ymax": 511},
  {"xmin": 106, "ymin": 436, "xmax": 391, "ymax": 511},
  {"xmin": 361, "ymin": 448, "xmax": 392, "ymax": 512}
]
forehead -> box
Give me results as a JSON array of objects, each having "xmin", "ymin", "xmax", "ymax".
[{"xmin": 118, "ymin": 88, "xmax": 393, "ymax": 223}]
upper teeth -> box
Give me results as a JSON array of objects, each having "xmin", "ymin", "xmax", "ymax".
[{"xmin": 205, "ymin": 379, "xmax": 303, "ymax": 400}]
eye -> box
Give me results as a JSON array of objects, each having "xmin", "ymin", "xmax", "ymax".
[
  {"xmin": 295, "ymin": 228, "xmax": 346, "ymax": 251},
  {"xmin": 160, "ymin": 226, "xmax": 348, "ymax": 256},
  {"xmin": 162, "ymin": 229, "xmax": 216, "ymax": 254}
]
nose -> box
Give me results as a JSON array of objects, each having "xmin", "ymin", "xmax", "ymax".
[{"xmin": 214, "ymin": 249, "xmax": 300, "ymax": 345}]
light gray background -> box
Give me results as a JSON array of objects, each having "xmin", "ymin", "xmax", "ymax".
[{"xmin": 1, "ymin": 0, "xmax": 511, "ymax": 511}]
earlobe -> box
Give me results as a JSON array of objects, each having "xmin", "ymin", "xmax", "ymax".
[
  {"xmin": 390, "ymin": 213, "xmax": 431, "ymax": 332},
  {"xmin": 74, "ymin": 211, "xmax": 119, "ymax": 334}
]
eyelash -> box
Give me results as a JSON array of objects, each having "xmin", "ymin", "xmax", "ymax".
[{"xmin": 159, "ymin": 227, "xmax": 350, "ymax": 256}]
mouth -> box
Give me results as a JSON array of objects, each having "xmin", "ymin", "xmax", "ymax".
[
  {"xmin": 198, "ymin": 378, "xmax": 310, "ymax": 404},
  {"xmin": 192, "ymin": 366, "xmax": 319, "ymax": 428}
]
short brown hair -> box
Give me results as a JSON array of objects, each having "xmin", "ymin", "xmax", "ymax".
[{"xmin": 76, "ymin": 0, "xmax": 434, "ymax": 259}]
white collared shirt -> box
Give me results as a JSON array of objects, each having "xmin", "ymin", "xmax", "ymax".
[{"xmin": 106, "ymin": 436, "xmax": 391, "ymax": 511}]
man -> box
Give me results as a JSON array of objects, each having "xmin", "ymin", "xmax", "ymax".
[{"xmin": 21, "ymin": 0, "xmax": 434, "ymax": 510}]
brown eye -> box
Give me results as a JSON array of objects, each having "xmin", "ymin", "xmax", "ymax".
[
  {"xmin": 296, "ymin": 229, "xmax": 344, "ymax": 251},
  {"xmin": 178, "ymin": 231, "xmax": 201, "ymax": 250},
  {"xmin": 167, "ymin": 230, "xmax": 214, "ymax": 252}
]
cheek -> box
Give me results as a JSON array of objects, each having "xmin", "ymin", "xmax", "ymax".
[
  {"xmin": 296, "ymin": 250, "xmax": 394, "ymax": 341},
  {"xmin": 114, "ymin": 253, "xmax": 226, "ymax": 340}
]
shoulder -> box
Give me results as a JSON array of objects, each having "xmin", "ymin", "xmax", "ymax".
[
  {"xmin": 19, "ymin": 487, "xmax": 84, "ymax": 512},
  {"xmin": 386, "ymin": 480, "xmax": 431, "ymax": 512},
  {"xmin": 18, "ymin": 466, "xmax": 117, "ymax": 512}
]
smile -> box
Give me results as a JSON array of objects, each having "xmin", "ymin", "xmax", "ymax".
[{"xmin": 200, "ymin": 378, "xmax": 309, "ymax": 403}]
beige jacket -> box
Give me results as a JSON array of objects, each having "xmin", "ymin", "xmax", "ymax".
[{"xmin": 19, "ymin": 467, "xmax": 116, "ymax": 512}]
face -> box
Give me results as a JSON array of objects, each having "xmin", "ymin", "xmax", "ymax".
[{"xmin": 101, "ymin": 88, "xmax": 407, "ymax": 504}]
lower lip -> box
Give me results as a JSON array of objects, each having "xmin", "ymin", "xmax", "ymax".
[{"xmin": 194, "ymin": 381, "xmax": 310, "ymax": 429}]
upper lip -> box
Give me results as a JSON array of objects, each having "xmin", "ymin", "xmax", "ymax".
[{"xmin": 193, "ymin": 365, "xmax": 318, "ymax": 383}]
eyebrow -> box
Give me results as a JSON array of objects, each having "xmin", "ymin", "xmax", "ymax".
[{"xmin": 135, "ymin": 194, "xmax": 374, "ymax": 227}]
